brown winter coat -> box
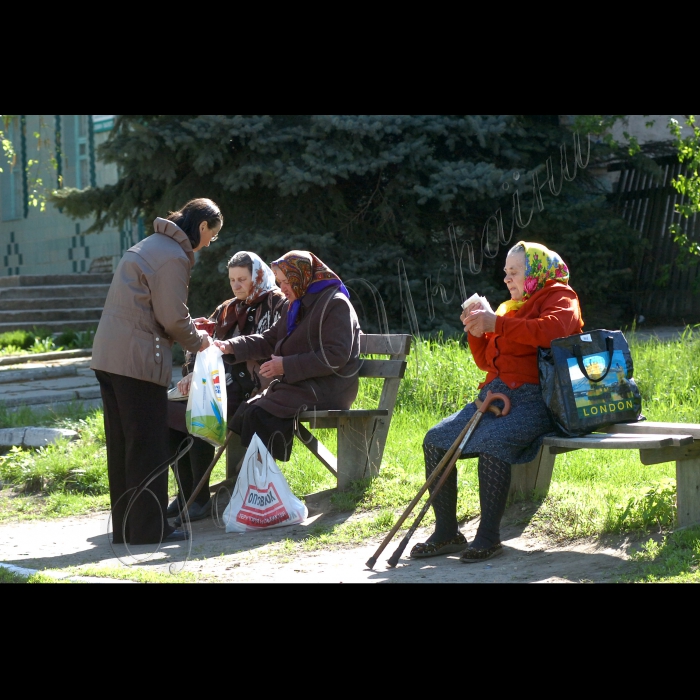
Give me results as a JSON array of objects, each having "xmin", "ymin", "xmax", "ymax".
[
  {"xmin": 224, "ymin": 286, "xmax": 361, "ymax": 418},
  {"xmin": 91, "ymin": 217, "xmax": 207, "ymax": 387}
]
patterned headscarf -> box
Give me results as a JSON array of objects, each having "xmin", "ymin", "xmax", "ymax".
[
  {"xmin": 496, "ymin": 241, "xmax": 570, "ymax": 316},
  {"xmin": 270, "ymin": 250, "xmax": 350, "ymax": 335}
]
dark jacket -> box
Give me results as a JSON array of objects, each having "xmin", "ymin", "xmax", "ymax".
[
  {"xmin": 224, "ymin": 287, "xmax": 361, "ymax": 419},
  {"xmin": 91, "ymin": 218, "xmax": 206, "ymax": 387},
  {"xmin": 183, "ymin": 290, "xmax": 287, "ymax": 408}
]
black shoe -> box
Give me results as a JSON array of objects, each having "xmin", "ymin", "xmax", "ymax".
[
  {"xmin": 166, "ymin": 498, "xmax": 182, "ymax": 518},
  {"xmin": 174, "ymin": 499, "xmax": 211, "ymax": 526},
  {"xmin": 164, "ymin": 529, "xmax": 190, "ymax": 542}
]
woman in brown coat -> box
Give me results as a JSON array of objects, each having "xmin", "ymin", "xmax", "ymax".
[
  {"xmin": 214, "ymin": 250, "xmax": 361, "ymax": 462},
  {"xmin": 92, "ymin": 198, "xmax": 223, "ymax": 545},
  {"xmin": 167, "ymin": 251, "xmax": 287, "ymax": 522}
]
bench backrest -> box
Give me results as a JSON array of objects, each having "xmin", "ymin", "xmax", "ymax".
[{"xmin": 358, "ymin": 333, "xmax": 412, "ymax": 380}]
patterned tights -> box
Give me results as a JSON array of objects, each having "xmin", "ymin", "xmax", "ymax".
[{"xmin": 423, "ymin": 441, "xmax": 512, "ymax": 549}]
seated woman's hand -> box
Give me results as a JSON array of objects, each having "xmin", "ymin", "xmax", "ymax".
[
  {"xmin": 177, "ymin": 373, "xmax": 193, "ymax": 396},
  {"xmin": 259, "ymin": 354, "xmax": 284, "ymax": 379},
  {"xmin": 213, "ymin": 339, "xmax": 233, "ymax": 354},
  {"xmin": 463, "ymin": 308, "xmax": 497, "ymax": 337}
]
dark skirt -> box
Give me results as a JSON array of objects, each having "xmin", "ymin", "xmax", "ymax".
[{"xmin": 424, "ymin": 377, "xmax": 555, "ymax": 465}]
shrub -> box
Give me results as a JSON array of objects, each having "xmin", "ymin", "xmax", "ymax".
[
  {"xmin": 0, "ymin": 330, "xmax": 35, "ymax": 350},
  {"xmin": 54, "ymin": 328, "xmax": 96, "ymax": 350}
]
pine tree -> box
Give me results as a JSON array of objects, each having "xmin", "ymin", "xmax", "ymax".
[{"xmin": 51, "ymin": 115, "xmax": 637, "ymax": 333}]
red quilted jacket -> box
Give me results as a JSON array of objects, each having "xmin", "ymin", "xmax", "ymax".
[{"xmin": 468, "ymin": 280, "xmax": 583, "ymax": 389}]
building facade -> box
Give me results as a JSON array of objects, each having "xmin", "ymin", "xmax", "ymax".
[{"xmin": 0, "ymin": 115, "xmax": 143, "ymax": 277}]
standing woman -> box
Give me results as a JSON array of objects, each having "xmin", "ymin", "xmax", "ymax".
[
  {"xmin": 411, "ymin": 241, "xmax": 583, "ymax": 562},
  {"xmin": 167, "ymin": 251, "xmax": 287, "ymax": 523},
  {"xmin": 92, "ymin": 198, "xmax": 223, "ymax": 545}
]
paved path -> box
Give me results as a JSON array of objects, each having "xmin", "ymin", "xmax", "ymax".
[{"xmin": 0, "ymin": 507, "xmax": 638, "ymax": 583}]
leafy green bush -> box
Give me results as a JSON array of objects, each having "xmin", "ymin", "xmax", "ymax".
[
  {"xmin": 0, "ymin": 330, "xmax": 35, "ymax": 350},
  {"xmin": 54, "ymin": 328, "xmax": 96, "ymax": 349}
]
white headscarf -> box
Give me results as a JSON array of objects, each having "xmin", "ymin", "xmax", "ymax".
[{"xmin": 234, "ymin": 251, "xmax": 278, "ymax": 306}]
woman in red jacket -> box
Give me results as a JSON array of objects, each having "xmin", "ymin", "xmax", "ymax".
[{"xmin": 411, "ymin": 240, "xmax": 583, "ymax": 563}]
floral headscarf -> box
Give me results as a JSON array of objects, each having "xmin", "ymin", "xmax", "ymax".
[
  {"xmin": 496, "ymin": 241, "xmax": 570, "ymax": 316},
  {"xmin": 270, "ymin": 250, "xmax": 350, "ymax": 335}
]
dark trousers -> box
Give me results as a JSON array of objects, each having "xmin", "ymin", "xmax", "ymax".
[
  {"xmin": 168, "ymin": 427, "xmax": 215, "ymax": 507},
  {"xmin": 95, "ymin": 370, "xmax": 172, "ymax": 545}
]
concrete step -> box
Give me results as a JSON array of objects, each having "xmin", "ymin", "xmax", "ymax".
[
  {"xmin": 0, "ymin": 274, "xmax": 113, "ymax": 287},
  {"xmin": 0, "ymin": 356, "xmax": 102, "ymax": 411},
  {"xmin": 0, "ymin": 285, "xmax": 111, "ymax": 300},
  {"xmin": 0, "ymin": 319, "xmax": 101, "ymax": 333},
  {"xmin": 0, "ymin": 308, "xmax": 103, "ymax": 324},
  {"xmin": 0, "ymin": 365, "xmax": 79, "ymax": 384},
  {"xmin": 0, "ymin": 297, "xmax": 108, "ymax": 311}
]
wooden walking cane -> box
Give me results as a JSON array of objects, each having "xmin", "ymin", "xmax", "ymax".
[
  {"xmin": 365, "ymin": 390, "xmax": 509, "ymax": 570},
  {"xmin": 384, "ymin": 390, "xmax": 511, "ymax": 568}
]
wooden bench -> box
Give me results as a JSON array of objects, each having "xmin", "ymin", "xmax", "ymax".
[
  {"xmin": 295, "ymin": 333, "xmax": 413, "ymax": 490},
  {"xmin": 510, "ymin": 421, "xmax": 700, "ymax": 528}
]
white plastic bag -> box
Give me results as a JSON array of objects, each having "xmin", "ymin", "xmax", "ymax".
[
  {"xmin": 185, "ymin": 344, "xmax": 228, "ymax": 446},
  {"xmin": 223, "ymin": 433, "xmax": 308, "ymax": 532}
]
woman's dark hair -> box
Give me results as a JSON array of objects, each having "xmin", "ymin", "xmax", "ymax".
[
  {"xmin": 166, "ymin": 198, "xmax": 223, "ymax": 249},
  {"xmin": 227, "ymin": 251, "xmax": 253, "ymax": 274}
]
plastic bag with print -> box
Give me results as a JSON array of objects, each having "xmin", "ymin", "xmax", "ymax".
[
  {"xmin": 223, "ymin": 433, "xmax": 308, "ymax": 533},
  {"xmin": 185, "ymin": 344, "xmax": 228, "ymax": 446}
]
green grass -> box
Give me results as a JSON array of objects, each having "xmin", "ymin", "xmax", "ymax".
[
  {"xmin": 0, "ymin": 564, "xmax": 200, "ymax": 583},
  {"xmin": 0, "ymin": 326, "xmax": 96, "ymax": 358},
  {"xmin": 0, "ymin": 401, "xmax": 100, "ymax": 430},
  {"xmin": 0, "ymin": 565, "xmax": 31, "ymax": 583},
  {"xmin": 620, "ymin": 526, "xmax": 700, "ymax": 582}
]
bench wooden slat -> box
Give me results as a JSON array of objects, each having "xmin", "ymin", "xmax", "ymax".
[
  {"xmin": 298, "ymin": 409, "xmax": 388, "ymax": 420},
  {"xmin": 513, "ymin": 424, "xmax": 700, "ymax": 530},
  {"xmin": 543, "ymin": 433, "xmax": 692, "ymax": 450},
  {"xmin": 603, "ymin": 421, "xmax": 700, "ymax": 439},
  {"xmin": 358, "ymin": 359, "xmax": 406, "ymax": 379},
  {"xmin": 360, "ymin": 333, "xmax": 412, "ymax": 357},
  {"xmin": 640, "ymin": 442, "xmax": 700, "ymax": 465}
]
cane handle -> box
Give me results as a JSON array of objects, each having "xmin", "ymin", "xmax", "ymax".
[{"xmin": 478, "ymin": 390, "xmax": 511, "ymax": 417}]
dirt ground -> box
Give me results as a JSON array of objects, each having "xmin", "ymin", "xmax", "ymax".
[{"xmin": 0, "ymin": 495, "xmax": 648, "ymax": 583}]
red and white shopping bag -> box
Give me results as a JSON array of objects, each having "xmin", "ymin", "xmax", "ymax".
[{"xmin": 223, "ymin": 433, "xmax": 308, "ymax": 533}]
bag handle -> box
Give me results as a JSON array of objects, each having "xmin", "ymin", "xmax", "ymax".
[{"xmin": 572, "ymin": 335, "xmax": 614, "ymax": 383}]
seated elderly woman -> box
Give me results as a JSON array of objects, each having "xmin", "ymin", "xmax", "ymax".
[
  {"xmin": 214, "ymin": 250, "xmax": 361, "ymax": 462},
  {"xmin": 167, "ymin": 251, "xmax": 287, "ymax": 523},
  {"xmin": 411, "ymin": 240, "xmax": 583, "ymax": 563}
]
